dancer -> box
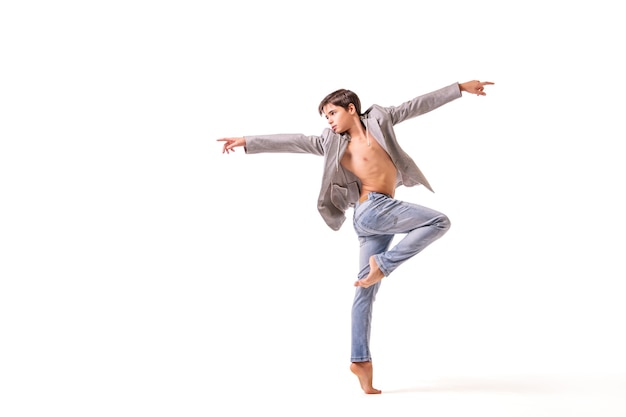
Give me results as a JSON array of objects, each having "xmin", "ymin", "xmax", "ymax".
[{"xmin": 218, "ymin": 80, "xmax": 494, "ymax": 394}]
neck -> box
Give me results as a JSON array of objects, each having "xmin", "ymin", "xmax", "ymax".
[{"xmin": 346, "ymin": 120, "xmax": 367, "ymax": 141}]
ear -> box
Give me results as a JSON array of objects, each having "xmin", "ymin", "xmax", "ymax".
[{"xmin": 348, "ymin": 103, "xmax": 356, "ymax": 114}]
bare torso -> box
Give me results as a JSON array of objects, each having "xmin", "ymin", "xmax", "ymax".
[{"xmin": 340, "ymin": 132, "xmax": 397, "ymax": 202}]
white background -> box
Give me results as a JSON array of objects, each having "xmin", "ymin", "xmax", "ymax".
[{"xmin": 1, "ymin": 1, "xmax": 625, "ymax": 416}]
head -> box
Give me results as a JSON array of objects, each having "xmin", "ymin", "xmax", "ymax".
[{"xmin": 318, "ymin": 89, "xmax": 362, "ymax": 134}]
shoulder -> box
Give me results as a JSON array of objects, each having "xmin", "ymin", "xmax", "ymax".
[
  {"xmin": 320, "ymin": 127, "xmax": 343, "ymax": 142},
  {"xmin": 362, "ymin": 104, "xmax": 390, "ymax": 122},
  {"xmin": 321, "ymin": 127, "xmax": 334, "ymax": 138}
]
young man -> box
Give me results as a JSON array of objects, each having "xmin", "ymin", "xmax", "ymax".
[{"xmin": 217, "ymin": 80, "xmax": 494, "ymax": 394}]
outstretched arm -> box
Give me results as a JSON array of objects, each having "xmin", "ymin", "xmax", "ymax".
[
  {"xmin": 217, "ymin": 137, "xmax": 246, "ymax": 154},
  {"xmin": 459, "ymin": 80, "xmax": 494, "ymax": 96}
]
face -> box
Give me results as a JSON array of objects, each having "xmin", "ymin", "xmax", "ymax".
[{"xmin": 322, "ymin": 103, "xmax": 356, "ymax": 134}]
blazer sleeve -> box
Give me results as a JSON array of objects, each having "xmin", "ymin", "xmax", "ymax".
[
  {"xmin": 387, "ymin": 83, "xmax": 462, "ymax": 125},
  {"xmin": 244, "ymin": 133, "xmax": 325, "ymax": 156}
]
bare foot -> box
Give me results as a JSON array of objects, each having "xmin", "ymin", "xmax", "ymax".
[
  {"xmin": 354, "ymin": 256, "xmax": 385, "ymax": 288},
  {"xmin": 350, "ymin": 361, "xmax": 381, "ymax": 394}
]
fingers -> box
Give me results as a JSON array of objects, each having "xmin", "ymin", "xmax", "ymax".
[
  {"xmin": 217, "ymin": 138, "xmax": 236, "ymax": 154},
  {"xmin": 222, "ymin": 143, "xmax": 236, "ymax": 154},
  {"xmin": 475, "ymin": 81, "xmax": 494, "ymax": 96},
  {"xmin": 460, "ymin": 80, "xmax": 494, "ymax": 96}
]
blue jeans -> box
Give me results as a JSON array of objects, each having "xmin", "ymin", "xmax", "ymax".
[{"xmin": 351, "ymin": 192, "xmax": 451, "ymax": 362}]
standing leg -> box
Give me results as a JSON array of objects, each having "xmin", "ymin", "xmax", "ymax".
[
  {"xmin": 350, "ymin": 232, "xmax": 392, "ymax": 394},
  {"xmin": 349, "ymin": 195, "xmax": 397, "ymax": 394},
  {"xmin": 351, "ymin": 233, "xmax": 393, "ymax": 362}
]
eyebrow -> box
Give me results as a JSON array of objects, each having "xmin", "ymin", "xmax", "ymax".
[{"xmin": 323, "ymin": 105, "xmax": 338, "ymax": 115}]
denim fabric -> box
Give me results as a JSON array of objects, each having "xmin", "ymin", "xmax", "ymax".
[{"xmin": 350, "ymin": 192, "xmax": 451, "ymax": 362}]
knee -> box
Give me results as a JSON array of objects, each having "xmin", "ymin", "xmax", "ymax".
[{"xmin": 436, "ymin": 214, "xmax": 451, "ymax": 231}]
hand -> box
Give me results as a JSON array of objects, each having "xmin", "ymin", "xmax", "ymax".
[
  {"xmin": 217, "ymin": 137, "xmax": 246, "ymax": 154},
  {"xmin": 460, "ymin": 80, "xmax": 494, "ymax": 96}
]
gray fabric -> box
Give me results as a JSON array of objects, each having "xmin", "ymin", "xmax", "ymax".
[{"xmin": 244, "ymin": 83, "xmax": 462, "ymax": 231}]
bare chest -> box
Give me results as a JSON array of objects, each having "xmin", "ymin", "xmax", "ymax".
[{"xmin": 340, "ymin": 137, "xmax": 395, "ymax": 174}]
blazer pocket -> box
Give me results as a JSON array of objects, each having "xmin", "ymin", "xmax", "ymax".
[{"xmin": 331, "ymin": 181, "xmax": 360, "ymax": 210}]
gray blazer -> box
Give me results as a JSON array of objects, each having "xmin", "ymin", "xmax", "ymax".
[{"xmin": 244, "ymin": 83, "xmax": 462, "ymax": 231}]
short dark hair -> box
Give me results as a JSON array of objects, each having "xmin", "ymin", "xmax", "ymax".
[{"xmin": 318, "ymin": 89, "xmax": 361, "ymax": 116}]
